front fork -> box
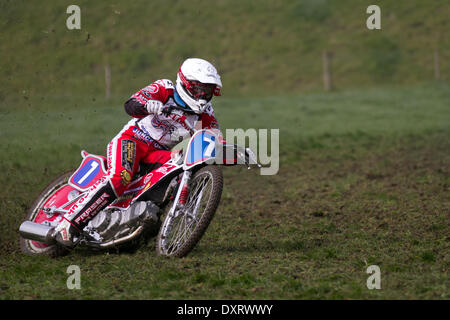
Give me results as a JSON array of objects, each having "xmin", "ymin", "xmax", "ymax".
[{"xmin": 168, "ymin": 170, "xmax": 191, "ymax": 219}]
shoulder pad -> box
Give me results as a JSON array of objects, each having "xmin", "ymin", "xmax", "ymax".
[
  {"xmin": 141, "ymin": 83, "xmax": 160, "ymax": 97},
  {"xmin": 156, "ymin": 79, "xmax": 174, "ymax": 90}
]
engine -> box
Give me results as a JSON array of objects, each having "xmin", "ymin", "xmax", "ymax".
[{"xmin": 85, "ymin": 201, "xmax": 160, "ymax": 243}]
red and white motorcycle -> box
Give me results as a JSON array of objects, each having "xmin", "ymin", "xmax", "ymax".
[{"xmin": 19, "ymin": 106, "xmax": 259, "ymax": 257}]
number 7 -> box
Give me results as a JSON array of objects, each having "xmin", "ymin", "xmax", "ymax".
[{"xmin": 203, "ymin": 136, "xmax": 215, "ymax": 158}]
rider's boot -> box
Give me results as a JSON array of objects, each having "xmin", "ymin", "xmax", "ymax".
[{"xmin": 54, "ymin": 180, "xmax": 117, "ymax": 248}]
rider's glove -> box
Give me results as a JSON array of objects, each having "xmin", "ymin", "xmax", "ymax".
[{"xmin": 145, "ymin": 100, "xmax": 164, "ymax": 115}]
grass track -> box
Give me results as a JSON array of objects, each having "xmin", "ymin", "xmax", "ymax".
[{"xmin": 0, "ymin": 83, "xmax": 449, "ymax": 299}]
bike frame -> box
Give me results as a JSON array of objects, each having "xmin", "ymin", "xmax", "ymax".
[{"xmin": 19, "ymin": 106, "xmax": 261, "ymax": 249}]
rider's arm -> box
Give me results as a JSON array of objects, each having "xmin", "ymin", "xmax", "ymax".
[
  {"xmin": 124, "ymin": 98, "xmax": 149, "ymax": 118},
  {"xmin": 124, "ymin": 80, "xmax": 173, "ymax": 118},
  {"xmin": 199, "ymin": 105, "xmax": 220, "ymax": 130},
  {"xmin": 199, "ymin": 105, "xmax": 228, "ymax": 144}
]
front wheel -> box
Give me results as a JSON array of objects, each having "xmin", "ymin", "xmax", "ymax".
[{"xmin": 156, "ymin": 165, "xmax": 223, "ymax": 257}]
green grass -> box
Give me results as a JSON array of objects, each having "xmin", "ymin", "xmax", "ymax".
[
  {"xmin": 1, "ymin": 0, "xmax": 449, "ymax": 300},
  {"xmin": 1, "ymin": 0, "xmax": 449, "ymax": 103},
  {"xmin": 1, "ymin": 83, "xmax": 449, "ymax": 299}
]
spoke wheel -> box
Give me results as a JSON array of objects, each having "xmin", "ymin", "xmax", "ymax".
[{"xmin": 157, "ymin": 166, "xmax": 223, "ymax": 257}]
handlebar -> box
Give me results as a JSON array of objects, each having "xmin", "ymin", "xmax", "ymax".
[{"xmin": 162, "ymin": 105, "xmax": 197, "ymax": 116}]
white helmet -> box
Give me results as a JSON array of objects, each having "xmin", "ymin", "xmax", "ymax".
[{"xmin": 175, "ymin": 58, "xmax": 222, "ymax": 113}]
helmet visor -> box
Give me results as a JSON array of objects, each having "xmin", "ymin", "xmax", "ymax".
[{"xmin": 186, "ymin": 81, "xmax": 217, "ymax": 101}]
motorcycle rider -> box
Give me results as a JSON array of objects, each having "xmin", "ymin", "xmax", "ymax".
[{"xmin": 54, "ymin": 58, "xmax": 223, "ymax": 247}]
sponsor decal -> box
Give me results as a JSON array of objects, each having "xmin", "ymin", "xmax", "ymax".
[
  {"xmin": 135, "ymin": 95, "xmax": 147, "ymax": 104},
  {"xmin": 144, "ymin": 181, "xmax": 152, "ymax": 191},
  {"xmin": 203, "ymin": 104, "xmax": 214, "ymax": 116},
  {"xmin": 107, "ymin": 141, "xmax": 113, "ymax": 169},
  {"xmin": 61, "ymin": 228, "xmax": 69, "ymax": 241},
  {"xmin": 74, "ymin": 192, "xmax": 111, "ymax": 225},
  {"xmin": 140, "ymin": 84, "xmax": 159, "ymax": 95},
  {"xmin": 46, "ymin": 194, "xmax": 58, "ymax": 207},
  {"xmin": 168, "ymin": 113, "xmax": 192, "ymax": 133},
  {"xmin": 138, "ymin": 172, "xmax": 155, "ymax": 193},
  {"xmin": 132, "ymin": 127, "xmax": 152, "ymax": 143},
  {"xmin": 154, "ymin": 165, "xmax": 175, "ymax": 175},
  {"xmin": 152, "ymin": 114, "xmax": 192, "ymax": 143},
  {"xmin": 132, "ymin": 127, "xmax": 166, "ymax": 150},
  {"xmin": 121, "ymin": 140, "xmax": 136, "ymax": 171},
  {"xmin": 151, "ymin": 115, "xmax": 174, "ymax": 133},
  {"xmin": 209, "ymin": 121, "xmax": 219, "ymax": 129},
  {"xmin": 120, "ymin": 170, "xmax": 132, "ymax": 186},
  {"xmin": 123, "ymin": 185, "xmax": 145, "ymax": 194},
  {"xmin": 140, "ymin": 84, "xmax": 159, "ymax": 98},
  {"xmin": 140, "ymin": 89, "xmax": 151, "ymax": 98},
  {"xmin": 158, "ymin": 79, "xmax": 174, "ymax": 89},
  {"xmin": 143, "ymin": 181, "xmax": 152, "ymax": 192},
  {"xmin": 148, "ymin": 84, "xmax": 159, "ymax": 94},
  {"xmin": 143, "ymin": 173, "xmax": 153, "ymax": 185}
]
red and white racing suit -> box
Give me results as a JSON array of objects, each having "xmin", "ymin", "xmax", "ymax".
[{"xmin": 63, "ymin": 79, "xmax": 220, "ymax": 233}]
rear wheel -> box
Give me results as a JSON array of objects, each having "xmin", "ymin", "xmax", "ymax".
[
  {"xmin": 19, "ymin": 171, "xmax": 74, "ymax": 257},
  {"xmin": 156, "ymin": 166, "xmax": 223, "ymax": 257}
]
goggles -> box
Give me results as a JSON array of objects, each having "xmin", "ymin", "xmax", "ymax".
[{"xmin": 178, "ymin": 70, "xmax": 221, "ymax": 101}]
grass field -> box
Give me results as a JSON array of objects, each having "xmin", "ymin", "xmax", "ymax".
[
  {"xmin": 1, "ymin": 0, "xmax": 449, "ymax": 101},
  {"xmin": 0, "ymin": 83, "xmax": 449, "ymax": 299}
]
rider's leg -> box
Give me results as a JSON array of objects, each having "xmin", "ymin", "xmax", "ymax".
[
  {"xmin": 54, "ymin": 177, "xmax": 117, "ymax": 247},
  {"xmin": 139, "ymin": 149, "xmax": 173, "ymax": 173},
  {"xmin": 54, "ymin": 125, "xmax": 145, "ymax": 247}
]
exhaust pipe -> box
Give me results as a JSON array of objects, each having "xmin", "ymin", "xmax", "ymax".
[{"xmin": 19, "ymin": 221, "xmax": 56, "ymax": 244}]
